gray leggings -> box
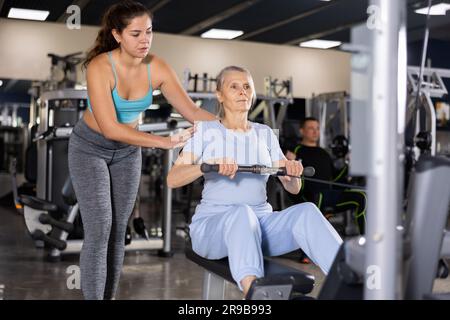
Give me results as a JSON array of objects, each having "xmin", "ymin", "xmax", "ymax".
[{"xmin": 68, "ymin": 119, "xmax": 141, "ymax": 300}]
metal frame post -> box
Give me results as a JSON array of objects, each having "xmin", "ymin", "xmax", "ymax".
[{"xmin": 365, "ymin": 0, "xmax": 406, "ymax": 300}]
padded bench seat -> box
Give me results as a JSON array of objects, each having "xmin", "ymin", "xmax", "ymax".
[{"xmin": 185, "ymin": 241, "xmax": 315, "ymax": 299}]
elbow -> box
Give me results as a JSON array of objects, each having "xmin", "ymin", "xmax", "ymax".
[
  {"xmin": 286, "ymin": 184, "xmax": 301, "ymax": 195},
  {"xmin": 103, "ymin": 131, "xmax": 115, "ymax": 141},
  {"xmin": 185, "ymin": 109, "xmax": 197, "ymax": 124},
  {"xmin": 292, "ymin": 184, "xmax": 301, "ymax": 195},
  {"xmin": 102, "ymin": 125, "xmax": 122, "ymax": 141},
  {"xmin": 103, "ymin": 127, "xmax": 119, "ymax": 141},
  {"xmin": 166, "ymin": 173, "xmax": 178, "ymax": 189},
  {"xmin": 188, "ymin": 106, "xmax": 210, "ymax": 123},
  {"xmin": 167, "ymin": 180, "xmax": 175, "ymax": 189}
]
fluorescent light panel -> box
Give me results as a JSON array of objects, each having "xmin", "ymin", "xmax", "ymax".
[
  {"xmin": 8, "ymin": 8, "xmax": 50, "ymax": 21},
  {"xmin": 201, "ymin": 28, "xmax": 243, "ymax": 40},
  {"xmin": 299, "ymin": 39, "xmax": 342, "ymax": 49},
  {"xmin": 415, "ymin": 3, "xmax": 450, "ymax": 15}
]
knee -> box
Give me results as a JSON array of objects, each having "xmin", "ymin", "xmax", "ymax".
[
  {"xmin": 295, "ymin": 202, "xmax": 322, "ymax": 216},
  {"xmin": 291, "ymin": 202, "xmax": 324, "ymax": 225},
  {"xmin": 83, "ymin": 219, "xmax": 112, "ymax": 245}
]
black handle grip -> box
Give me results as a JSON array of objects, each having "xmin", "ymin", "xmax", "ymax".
[
  {"xmin": 200, "ymin": 163, "xmax": 220, "ymax": 173},
  {"xmin": 39, "ymin": 214, "xmax": 74, "ymax": 233},
  {"xmin": 33, "ymin": 127, "xmax": 55, "ymax": 142},
  {"xmin": 274, "ymin": 166, "xmax": 314, "ymax": 177},
  {"xmin": 32, "ymin": 230, "xmax": 67, "ymax": 250},
  {"xmin": 200, "ymin": 163, "xmax": 260, "ymax": 174}
]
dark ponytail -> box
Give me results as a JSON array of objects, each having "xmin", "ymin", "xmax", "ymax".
[{"xmin": 83, "ymin": 0, "xmax": 153, "ymax": 69}]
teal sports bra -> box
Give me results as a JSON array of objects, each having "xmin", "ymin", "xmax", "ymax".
[{"xmin": 87, "ymin": 51, "xmax": 153, "ymax": 123}]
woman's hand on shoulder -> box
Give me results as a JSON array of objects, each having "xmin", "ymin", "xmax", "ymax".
[{"xmin": 161, "ymin": 125, "xmax": 196, "ymax": 149}]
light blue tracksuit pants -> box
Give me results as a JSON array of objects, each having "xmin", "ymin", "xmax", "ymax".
[{"xmin": 189, "ymin": 202, "xmax": 343, "ymax": 291}]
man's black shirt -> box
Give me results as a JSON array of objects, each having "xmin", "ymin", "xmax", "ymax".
[{"xmin": 294, "ymin": 144, "xmax": 334, "ymax": 193}]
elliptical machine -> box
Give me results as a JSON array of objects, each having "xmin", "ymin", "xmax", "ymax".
[
  {"xmin": 14, "ymin": 89, "xmax": 163, "ymax": 261},
  {"xmin": 19, "ymin": 89, "xmax": 86, "ymax": 260}
]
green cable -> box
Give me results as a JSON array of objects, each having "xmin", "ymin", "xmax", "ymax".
[
  {"xmin": 337, "ymin": 190, "xmax": 368, "ymax": 234},
  {"xmin": 293, "ymin": 145, "xmax": 302, "ymax": 155},
  {"xmin": 317, "ymin": 192, "xmax": 323, "ymax": 210},
  {"xmin": 332, "ymin": 165, "xmax": 347, "ymax": 182}
]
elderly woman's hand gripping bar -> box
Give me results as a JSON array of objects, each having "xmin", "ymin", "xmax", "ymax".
[{"xmin": 200, "ymin": 163, "xmax": 316, "ymax": 178}]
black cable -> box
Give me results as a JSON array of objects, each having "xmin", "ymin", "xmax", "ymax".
[
  {"xmin": 410, "ymin": 0, "xmax": 433, "ymax": 135},
  {"xmin": 200, "ymin": 163, "xmax": 366, "ymax": 190},
  {"xmin": 302, "ymin": 176, "xmax": 366, "ymax": 191}
]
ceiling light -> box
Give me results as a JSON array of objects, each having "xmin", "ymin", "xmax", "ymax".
[
  {"xmin": 149, "ymin": 104, "xmax": 160, "ymax": 110},
  {"xmin": 8, "ymin": 8, "xmax": 50, "ymax": 21},
  {"xmin": 0, "ymin": 80, "xmax": 3, "ymax": 87},
  {"xmin": 201, "ymin": 28, "xmax": 244, "ymax": 40},
  {"xmin": 299, "ymin": 39, "xmax": 342, "ymax": 49},
  {"xmin": 152, "ymin": 89, "xmax": 161, "ymax": 96},
  {"xmin": 415, "ymin": 3, "xmax": 450, "ymax": 15}
]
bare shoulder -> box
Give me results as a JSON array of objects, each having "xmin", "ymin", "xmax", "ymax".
[
  {"xmin": 86, "ymin": 52, "xmax": 115, "ymax": 88},
  {"xmin": 253, "ymin": 122, "xmax": 273, "ymax": 134},
  {"xmin": 87, "ymin": 53, "xmax": 112, "ymax": 75},
  {"xmin": 147, "ymin": 54, "xmax": 171, "ymax": 73},
  {"xmin": 146, "ymin": 54, "xmax": 166, "ymax": 66},
  {"xmin": 146, "ymin": 54, "xmax": 173, "ymax": 88}
]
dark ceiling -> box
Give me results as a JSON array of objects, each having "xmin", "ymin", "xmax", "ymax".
[{"xmin": 1, "ymin": 0, "xmax": 450, "ymax": 45}]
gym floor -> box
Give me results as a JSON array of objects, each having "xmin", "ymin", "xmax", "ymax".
[
  {"xmin": 0, "ymin": 200, "xmax": 325, "ymax": 300},
  {"xmin": 1, "ymin": 202, "xmax": 449, "ymax": 300}
]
